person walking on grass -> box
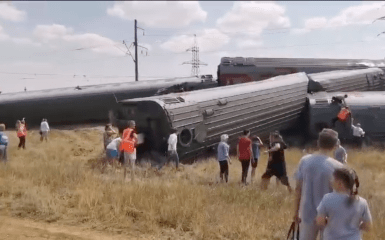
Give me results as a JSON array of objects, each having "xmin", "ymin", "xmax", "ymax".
[
  {"xmin": 17, "ymin": 118, "xmax": 27, "ymax": 150},
  {"xmin": 217, "ymin": 134, "xmax": 231, "ymax": 183},
  {"xmin": 40, "ymin": 118, "xmax": 50, "ymax": 142},
  {"xmin": 103, "ymin": 136, "xmax": 122, "ymax": 173},
  {"xmin": 334, "ymin": 139, "xmax": 347, "ymax": 164},
  {"xmin": 167, "ymin": 128, "xmax": 179, "ymax": 169},
  {"xmin": 293, "ymin": 128, "xmax": 344, "ymax": 240},
  {"xmin": 316, "ymin": 168, "xmax": 372, "ymax": 240},
  {"xmin": 237, "ymin": 129, "xmax": 253, "ymax": 185},
  {"xmin": 261, "ymin": 132, "xmax": 292, "ymax": 192},
  {"xmin": 250, "ymin": 135, "xmax": 263, "ymax": 183},
  {"xmin": 0, "ymin": 124, "xmax": 9, "ymax": 163},
  {"xmin": 120, "ymin": 121, "xmax": 138, "ymax": 181}
]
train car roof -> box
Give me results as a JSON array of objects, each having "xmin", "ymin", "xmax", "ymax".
[
  {"xmin": 120, "ymin": 72, "xmax": 309, "ymax": 106},
  {"xmin": 0, "ymin": 76, "xmax": 201, "ymax": 102},
  {"xmin": 308, "ymin": 68, "xmax": 383, "ymax": 80},
  {"xmin": 308, "ymin": 91, "xmax": 385, "ymax": 106}
]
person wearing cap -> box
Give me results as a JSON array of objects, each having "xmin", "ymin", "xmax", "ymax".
[
  {"xmin": 261, "ymin": 132, "xmax": 292, "ymax": 192},
  {"xmin": 334, "ymin": 139, "xmax": 347, "ymax": 164},
  {"xmin": 293, "ymin": 128, "xmax": 344, "ymax": 240},
  {"xmin": 166, "ymin": 128, "xmax": 179, "ymax": 169},
  {"xmin": 351, "ymin": 122, "xmax": 365, "ymax": 148},
  {"xmin": 40, "ymin": 118, "xmax": 50, "ymax": 142},
  {"xmin": 217, "ymin": 134, "xmax": 231, "ymax": 183},
  {"xmin": 237, "ymin": 129, "xmax": 253, "ymax": 185},
  {"xmin": 17, "ymin": 118, "xmax": 27, "ymax": 150},
  {"xmin": 120, "ymin": 120, "xmax": 138, "ymax": 181},
  {"xmin": 0, "ymin": 124, "xmax": 9, "ymax": 162}
]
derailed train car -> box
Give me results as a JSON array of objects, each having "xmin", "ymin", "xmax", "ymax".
[
  {"xmin": 307, "ymin": 91, "xmax": 385, "ymax": 144},
  {"xmin": 218, "ymin": 57, "xmax": 385, "ymax": 86},
  {"xmin": 308, "ymin": 68, "xmax": 385, "ymax": 93},
  {"xmin": 0, "ymin": 77, "xmax": 218, "ymax": 128},
  {"xmin": 111, "ymin": 73, "xmax": 309, "ymax": 160}
]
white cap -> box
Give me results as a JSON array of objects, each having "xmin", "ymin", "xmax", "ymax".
[{"xmin": 220, "ymin": 134, "xmax": 229, "ymax": 142}]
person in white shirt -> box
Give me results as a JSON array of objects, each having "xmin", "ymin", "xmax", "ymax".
[
  {"xmin": 351, "ymin": 122, "xmax": 365, "ymax": 148},
  {"xmin": 40, "ymin": 118, "xmax": 50, "ymax": 142},
  {"xmin": 103, "ymin": 137, "xmax": 122, "ymax": 173},
  {"xmin": 166, "ymin": 128, "xmax": 179, "ymax": 169}
]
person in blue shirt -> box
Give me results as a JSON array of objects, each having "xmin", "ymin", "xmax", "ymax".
[
  {"xmin": 250, "ymin": 135, "xmax": 263, "ymax": 183},
  {"xmin": 217, "ymin": 134, "xmax": 231, "ymax": 183},
  {"xmin": 0, "ymin": 124, "xmax": 9, "ymax": 162},
  {"xmin": 316, "ymin": 168, "xmax": 372, "ymax": 240}
]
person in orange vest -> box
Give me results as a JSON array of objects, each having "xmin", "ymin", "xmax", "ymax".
[
  {"xmin": 17, "ymin": 118, "xmax": 27, "ymax": 149},
  {"xmin": 331, "ymin": 106, "xmax": 351, "ymax": 128},
  {"xmin": 120, "ymin": 120, "xmax": 138, "ymax": 181}
]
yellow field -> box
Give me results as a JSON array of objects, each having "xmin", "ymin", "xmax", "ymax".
[{"xmin": 0, "ymin": 129, "xmax": 384, "ymax": 239}]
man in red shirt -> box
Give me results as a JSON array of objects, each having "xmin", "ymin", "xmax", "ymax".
[{"xmin": 237, "ymin": 129, "xmax": 253, "ymax": 185}]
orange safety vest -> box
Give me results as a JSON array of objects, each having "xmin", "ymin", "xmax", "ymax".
[
  {"xmin": 120, "ymin": 128, "xmax": 136, "ymax": 153},
  {"xmin": 337, "ymin": 108, "xmax": 350, "ymax": 122},
  {"xmin": 17, "ymin": 125, "xmax": 27, "ymax": 137}
]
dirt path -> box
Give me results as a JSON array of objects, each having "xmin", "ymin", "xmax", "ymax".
[{"xmin": 0, "ymin": 216, "xmax": 161, "ymax": 240}]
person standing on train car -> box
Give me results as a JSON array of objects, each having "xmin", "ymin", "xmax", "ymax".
[
  {"xmin": 17, "ymin": 118, "xmax": 27, "ymax": 150},
  {"xmin": 250, "ymin": 135, "xmax": 263, "ymax": 183},
  {"xmin": 40, "ymin": 119, "xmax": 50, "ymax": 142},
  {"xmin": 0, "ymin": 124, "xmax": 9, "ymax": 163},
  {"xmin": 217, "ymin": 134, "xmax": 231, "ymax": 183},
  {"xmin": 237, "ymin": 129, "xmax": 253, "ymax": 185},
  {"xmin": 261, "ymin": 132, "xmax": 292, "ymax": 192},
  {"xmin": 167, "ymin": 128, "xmax": 179, "ymax": 169},
  {"xmin": 120, "ymin": 120, "xmax": 138, "ymax": 181}
]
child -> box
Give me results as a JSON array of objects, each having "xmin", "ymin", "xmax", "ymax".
[
  {"xmin": 250, "ymin": 135, "xmax": 263, "ymax": 183},
  {"xmin": 103, "ymin": 137, "xmax": 122, "ymax": 173},
  {"xmin": 316, "ymin": 168, "xmax": 372, "ymax": 240},
  {"xmin": 217, "ymin": 134, "xmax": 231, "ymax": 183}
]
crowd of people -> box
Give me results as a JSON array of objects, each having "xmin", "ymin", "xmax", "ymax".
[{"xmin": 216, "ymin": 127, "xmax": 372, "ymax": 240}]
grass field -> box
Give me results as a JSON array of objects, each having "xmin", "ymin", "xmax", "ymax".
[{"xmin": 0, "ymin": 129, "xmax": 384, "ymax": 239}]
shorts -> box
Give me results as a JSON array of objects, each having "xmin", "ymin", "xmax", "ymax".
[
  {"xmin": 123, "ymin": 151, "xmax": 136, "ymax": 167},
  {"xmin": 261, "ymin": 162, "xmax": 290, "ymax": 186},
  {"xmin": 251, "ymin": 158, "xmax": 258, "ymax": 168},
  {"xmin": 219, "ymin": 160, "xmax": 228, "ymax": 174},
  {"xmin": 106, "ymin": 148, "xmax": 118, "ymax": 159}
]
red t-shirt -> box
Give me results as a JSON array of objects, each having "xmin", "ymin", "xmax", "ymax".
[{"xmin": 238, "ymin": 137, "xmax": 252, "ymax": 160}]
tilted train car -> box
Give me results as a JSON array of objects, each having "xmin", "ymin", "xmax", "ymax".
[
  {"xmin": 217, "ymin": 57, "xmax": 385, "ymax": 86},
  {"xmin": 0, "ymin": 77, "xmax": 218, "ymax": 128},
  {"xmin": 307, "ymin": 91, "xmax": 385, "ymax": 144},
  {"xmin": 308, "ymin": 68, "xmax": 385, "ymax": 93},
  {"xmin": 111, "ymin": 72, "xmax": 309, "ymax": 161}
]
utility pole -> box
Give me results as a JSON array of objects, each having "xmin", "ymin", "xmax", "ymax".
[
  {"xmin": 134, "ymin": 20, "xmax": 138, "ymax": 81},
  {"xmin": 182, "ymin": 34, "xmax": 207, "ymax": 77}
]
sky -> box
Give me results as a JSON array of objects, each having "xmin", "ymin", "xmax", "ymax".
[{"xmin": 1, "ymin": 1, "xmax": 385, "ymax": 93}]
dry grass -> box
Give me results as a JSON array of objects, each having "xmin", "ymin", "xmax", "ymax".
[{"xmin": 0, "ymin": 129, "xmax": 384, "ymax": 239}]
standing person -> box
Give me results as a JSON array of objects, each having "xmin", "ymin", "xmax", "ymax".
[
  {"xmin": 250, "ymin": 135, "xmax": 263, "ymax": 183},
  {"xmin": 293, "ymin": 128, "xmax": 344, "ymax": 240},
  {"xmin": 17, "ymin": 118, "xmax": 27, "ymax": 150},
  {"xmin": 261, "ymin": 132, "xmax": 292, "ymax": 192},
  {"xmin": 351, "ymin": 122, "xmax": 365, "ymax": 148},
  {"xmin": 237, "ymin": 129, "xmax": 253, "ymax": 185},
  {"xmin": 103, "ymin": 137, "xmax": 122, "ymax": 173},
  {"xmin": 40, "ymin": 119, "xmax": 50, "ymax": 142},
  {"xmin": 120, "ymin": 121, "xmax": 138, "ymax": 181},
  {"xmin": 167, "ymin": 128, "xmax": 179, "ymax": 169},
  {"xmin": 334, "ymin": 139, "xmax": 347, "ymax": 164},
  {"xmin": 217, "ymin": 134, "xmax": 231, "ymax": 183},
  {"xmin": 103, "ymin": 124, "xmax": 116, "ymax": 150},
  {"xmin": 0, "ymin": 124, "xmax": 9, "ymax": 163},
  {"xmin": 316, "ymin": 168, "xmax": 372, "ymax": 240}
]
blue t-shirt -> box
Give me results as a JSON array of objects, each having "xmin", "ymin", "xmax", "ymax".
[
  {"xmin": 317, "ymin": 192, "xmax": 372, "ymax": 240},
  {"xmin": 217, "ymin": 142, "xmax": 229, "ymax": 162},
  {"xmin": 294, "ymin": 154, "xmax": 344, "ymax": 223},
  {"xmin": 0, "ymin": 132, "xmax": 8, "ymax": 146},
  {"xmin": 334, "ymin": 146, "xmax": 347, "ymax": 164},
  {"xmin": 252, "ymin": 142, "xmax": 260, "ymax": 159}
]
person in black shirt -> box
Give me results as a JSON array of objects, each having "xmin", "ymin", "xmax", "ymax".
[{"xmin": 261, "ymin": 132, "xmax": 292, "ymax": 193}]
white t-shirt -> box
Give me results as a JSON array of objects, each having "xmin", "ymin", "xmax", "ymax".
[
  {"xmin": 168, "ymin": 133, "xmax": 177, "ymax": 151},
  {"xmin": 352, "ymin": 125, "xmax": 365, "ymax": 137},
  {"xmin": 106, "ymin": 137, "xmax": 121, "ymax": 151},
  {"xmin": 40, "ymin": 121, "xmax": 50, "ymax": 132}
]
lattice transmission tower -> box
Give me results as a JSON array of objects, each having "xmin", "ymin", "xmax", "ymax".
[{"xmin": 182, "ymin": 34, "xmax": 207, "ymax": 77}]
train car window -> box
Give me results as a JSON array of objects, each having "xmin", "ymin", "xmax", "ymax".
[{"xmin": 179, "ymin": 128, "xmax": 193, "ymax": 147}]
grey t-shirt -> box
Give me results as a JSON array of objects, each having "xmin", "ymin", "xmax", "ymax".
[
  {"xmin": 317, "ymin": 192, "xmax": 372, "ymax": 240},
  {"xmin": 295, "ymin": 154, "xmax": 344, "ymax": 224},
  {"xmin": 334, "ymin": 146, "xmax": 347, "ymax": 164}
]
